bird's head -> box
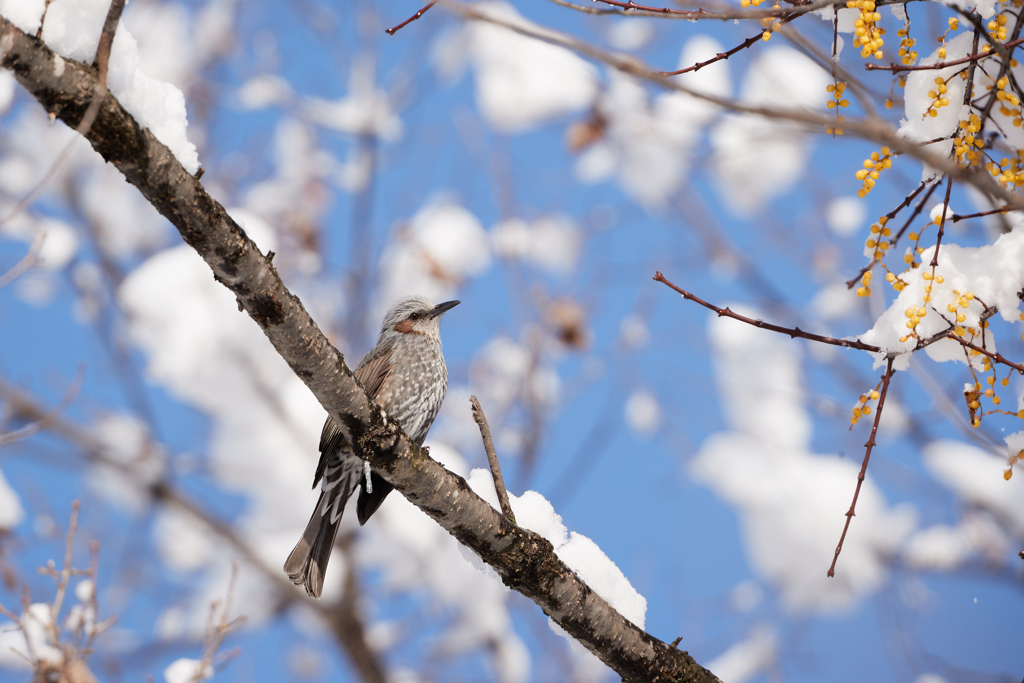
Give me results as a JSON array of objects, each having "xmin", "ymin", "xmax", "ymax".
[{"xmin": 380, "ymin": 296, "xmax": 460, "ymax": 342}]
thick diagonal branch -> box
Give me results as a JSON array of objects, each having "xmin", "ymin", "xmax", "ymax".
[{"xmin": 0, "ymin": 17, "xmax": 718, "ymax": 683}]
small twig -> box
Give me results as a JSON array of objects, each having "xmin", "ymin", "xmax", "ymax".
[
  {"xmin": 864, "ymin": 35, "xmax": 1024, "ymax": 72},
  {"xmin": 930, "ymin": 175, "xmax": 955, "ymax": 268},
  {"xmin": 653, "ymin": 272, "xmax": 882, "ymax": 352},
  {"xmin": 828, "ymin": 356, "xmax": 895, "ymax": 577},
  {"xmin": 0, "ymin": 365, "xmax": 85, "ymax": 447},
  {"xmin": 844, "ymin": 179, "xmax": 937, "ymax": 289},
  {"xmin": 470, "ymin": 396, "xmax": 516, "ymax": 525},
  {"xmin": 660, "ymin": 32, "xmax": 767, "ymax": 77},
  {"xmin": 49, "ymin": 501, "xmax": 81, "ymax": 642},
  {"xmin": 942, "ymin": 331, "xmax": 1024, "ymax": 373},
  {"xmin": 93, "ymin": 0, "xmax": 126, "ymax": 86},
  {"xmin": 951, "ymin": 206, "xmax": 1013, "ymax": 222},
  {"xmin": 0, "ymin": 229, "xmax": 46, "ymax": 289},
  {"xmin": 35, "ymin": 0, "xmax": 56, "ymax": 39},
  {"xmin": 385, "ymin": 1, "xmax": 437, "ymax": 35}
]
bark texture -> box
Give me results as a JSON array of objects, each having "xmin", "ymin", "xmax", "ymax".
[{"xmin": 0, "ymin": 16, "xmax": 720, "ymax": 683}]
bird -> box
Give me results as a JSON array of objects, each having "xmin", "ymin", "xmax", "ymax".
[{"xmin": 284, "ymin": 296, "xmax": 460, "ymax": 597}]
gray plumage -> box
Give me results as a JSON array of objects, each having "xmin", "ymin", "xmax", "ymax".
[{"xmin": 284, "ymin": 296, "xmax": 459, "ymax": 597}]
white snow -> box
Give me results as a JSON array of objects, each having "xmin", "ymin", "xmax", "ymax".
[
  {"xmin": 711, "ymin": 47, "xmax": 829, "ymax": 215},
  {"xmin": 445, "ymin": 2, "xmax": 598, "ymax": 133},
  {"xmin": 359, "ymin": 444, "xmax": 529, "ymax": 683},
  {"xmin": 607, "ymin": 19, "xmax": 654, "ymax": 51},
  {"xmin": 492, "ymin": 216, "xmax": 581, "ymax": 274},
  {"xmin": 87, "ymin": 413, "xmax": 165, "ymax": 513},
  {"xmin": 1, "ymin": 0, "xmax": 201, "ymax": 173},
  {"xmin": 164, "ymin": 658, "xmax": 213, "ymax": 683},
  {"xmin": 377, "ymin": 199, "xmax": 491, "ymax": 316},
  {"xmin": 924, "ymin": 440, "xmax": 1024, "ymax": 537},
  {"xmin": 898, "ymin": 32, "xmax": 973, "ymax": 149},
  {"xmin": 464, "ymin": 467, "xmax": 646, "ymax": 674},
  {"xmin": 858, "ymin": 221, "xmax": 1024, "ymax": 371},
  {"xmin": 624, "ymin": 389, "xmax": 661, "ymax": 436},
  {"xmin": 577, "ymin": 36, "xmax": 729, "ymax": 208},
  {"xmin": 826, "ymin": 197, "xmax": 866, "ymax": 237},
  {"xmin": 0, "ymin": 469, "xmax": 25, "ymax": 530},
  {"xmin": 705, "ymin": 625, "xmax": 777, "ymax": 683}
]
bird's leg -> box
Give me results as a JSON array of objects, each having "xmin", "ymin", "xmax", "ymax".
[{"xmin": 362, "ymin": 460, "xmax": 373, "ymax": 494}]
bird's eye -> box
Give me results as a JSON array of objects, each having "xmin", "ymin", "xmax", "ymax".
[{"xmin": 409, "ymin": 312, "xmax": 420, "ymax": 320}]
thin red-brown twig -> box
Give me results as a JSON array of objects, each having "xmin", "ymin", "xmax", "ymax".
[
  {"xmin": 653, "ymin": 272, "xmax": 882, "ymax": 352},
  {"xmin": 941, "ymin": 330, "xmax": 1024, "ymax": 373},
  {"xmin": 930, "ymin": 175, "xmax": 955, "ymax": 268},
  {"xmin": 828, "ymin": 356, "xmax": 895, "ymax": 577},
  {"xmin": 385, "ymin": 1, "xmax": 437, "ymax": 35},
  {"xmin": 660, "ymin": 31, "xmax": 767, "ymax": 76},
  {"xmin": 864, "ymin": 35, "xmax": 1024, "ymax": 72},
  {"xmin": 951, "ymin": 206, "xmax": 1013, "ymax": 222},
  {"xmin": 844, "ymin": 179, "xmax": 937, "ymax": 289}
]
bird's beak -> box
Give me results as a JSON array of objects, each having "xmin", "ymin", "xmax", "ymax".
[{"xmin": 430, "ymin": 300, "xmax": 461, "ymax": 318}]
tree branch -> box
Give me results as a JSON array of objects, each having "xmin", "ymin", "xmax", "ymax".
[{"xmin": 0, "ymin": 17, "xmax": 718, "ymax": 683}]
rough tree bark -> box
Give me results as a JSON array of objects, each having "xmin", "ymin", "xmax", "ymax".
[{"xmin": 0, "ymin": 16, "xmax": 720, "ymax": 683}]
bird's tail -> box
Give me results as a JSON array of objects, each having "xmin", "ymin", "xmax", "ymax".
[{"xmin": 284, "ymin": 465, "xmax": 358, "ymax": 598}]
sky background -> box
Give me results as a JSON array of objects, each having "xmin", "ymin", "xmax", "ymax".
[{"xmin": 0, "ymin": 0, "xmax": 1022, "ymax": 682}]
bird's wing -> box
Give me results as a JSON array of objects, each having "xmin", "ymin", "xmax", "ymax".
[{"xmin": 312, "ymin": 345, "xmax": 395, "ymax": 489}]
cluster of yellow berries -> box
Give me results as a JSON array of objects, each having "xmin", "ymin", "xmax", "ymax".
[
  {"xmin": 856, "ymin": 270, "xmax": 873, "ymax": 297},
  {"xmin": 848, "ymin": 0, "xmax": 884, "ymax": 59},
  {"xmin": 902, "ymin": 224, "xmax": 930, "ymax": 266},
  {"xmin": 936, "ymin": 17, "xmax": 960, "ymax": 60},
  {"xmin": 884, "ymin": 267, "xmax": 908, "ymax": 293},
  {"xmin": 992, "ymin": 75, "xmax": 1021, "ymax": 108},
  {"xmin": 896, "ymin": 28, "xmax": 918, "ymax": 65},
  {"xmin": 987, "ymin": 155, "xmax": 1024, "ymax": 187},
  {"xmin": 864, "ymin": 215, "xmax": 892, "ymax": 261},
  {"xmin": 989, "ymin": 12, "xmax": 1009, "ymax": 42},
  {"xmin": 948, "ymin": 289, "xmax": 975, "ymax": 337},
  {"xmin": 739, "ymin": 0, "xmax": 766, "ymax": 7},
  {"xmin": 895, "ymin": 271, "xmax": 946, "ymax": 343},
  {"xmin": 954, "ymin": 114, "xmax": 985, "ymax": 166},
  {"xmin": 923, "ymin": 76, "xmax": 951, "ymax": 118},
  {"xmin": 855, "ymin": 147, "xmax": 893, "ymax": 197},
  {"xmin": 903, "ymin": 304, "xmax": 928, "ymax": 331},
  {"xmin": 850, "ymin": 389, "xmax": 880, "ymax": 427},
  {"xmin": 826, "ymin": 81, "xmax": 849, "ymax": 135}
]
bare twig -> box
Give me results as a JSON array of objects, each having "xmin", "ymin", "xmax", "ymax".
[
  {"xmin": 653, "ymin": 272, "xmax": 883, "ymax": 352},
  {"xmin": 0, "ymin": 365, "xmax": 84, "ymax": 447},
  {"xmin": 951, "ymin": 206, "xmax": 1013, "ymax": 222},
  {"xmin": 470, "ymin": 396, "xmax": 516, "ymax": 524},
  {"xmin": 828, "ymin": 356, "xmax": 896, "ymax": 577},
  {"xmin": 385, "ymin": 1, "xmax": 437, "ymax": 35},
  {"xmin": 0, "ymin": 229, "xmax": 46, "ymax": 290},
  {"xmin": 197, "ymin": 563, "xmax": 247, "ymax": 677},
  {"xmin": 93, "ymin": 0, "xmax": 126, "ymax": 86},
  {"xmin": 864, "ymin": 35, "xmax": 1024, "ymax": 72},
  {"xmin": 844, "ymin": 179, "xmax": 938, "ymax": 289}
]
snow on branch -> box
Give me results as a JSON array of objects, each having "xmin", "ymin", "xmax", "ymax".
[{"xmin": 0, "ymin": 15, "xmax": 720, "ymax": 683}]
